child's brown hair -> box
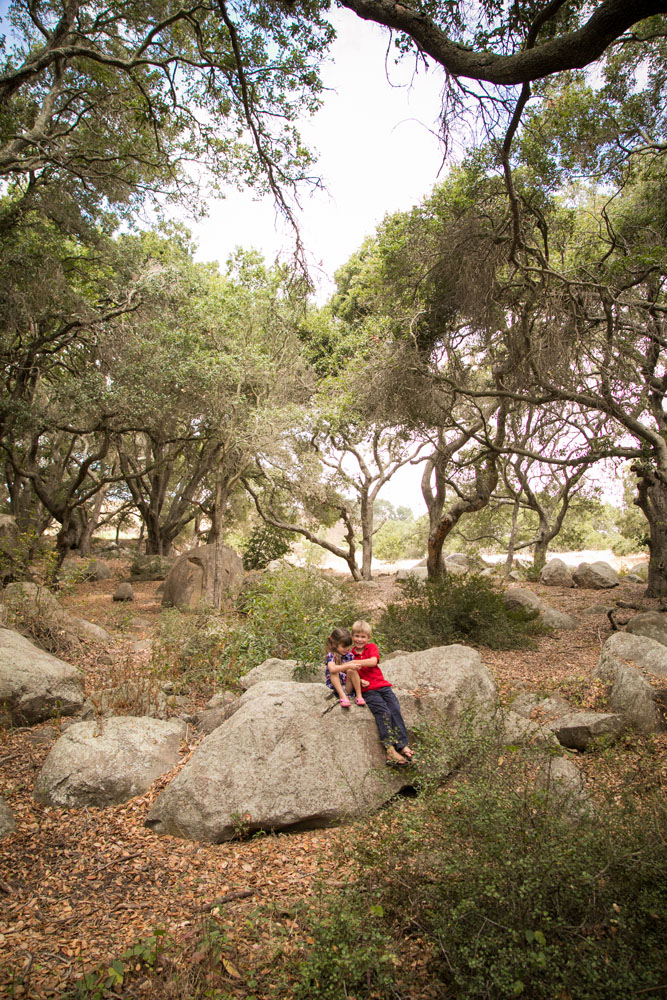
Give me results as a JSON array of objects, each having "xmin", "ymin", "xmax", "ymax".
[{"xmin": 325, "ymin": 627, "xmax": 353, "ymax": 656}]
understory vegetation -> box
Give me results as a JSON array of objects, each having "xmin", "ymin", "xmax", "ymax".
[
  {"xmin": 377, "ymin": 575, "xmax": 549, "ymax": 652},
  {"xmin": 59, "ymin": 723, "xmax": 667, "ymax": 1000}
]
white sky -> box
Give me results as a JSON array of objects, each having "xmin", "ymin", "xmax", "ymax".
[
  {"xmin": 193, "ymin": 7, "xmax": 450, "ymax": 302},
  {"xmin": 193, "ymin": 9, "xmax": 452, "ymax": 516}
]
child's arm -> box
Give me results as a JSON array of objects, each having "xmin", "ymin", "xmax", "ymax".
[
  {"xmin": 326, "ymin": 660, "xmax": 348, "ymax": 676},
  {"xmin": 351, "ymin": 655, "xmax": 378, "ymax": 668}
]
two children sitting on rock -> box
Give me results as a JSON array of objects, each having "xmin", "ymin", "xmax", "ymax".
[{"xmin": 325, "ymin": 620, "xmax": 415, "ymax": 767}]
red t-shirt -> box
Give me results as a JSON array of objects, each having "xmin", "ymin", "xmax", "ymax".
[{"xmin": 352, "ymin": 642, "xmax": 391, "ymax": 690}]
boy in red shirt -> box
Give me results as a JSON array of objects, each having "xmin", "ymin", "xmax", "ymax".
[{"xmin": 351, "ymin": 620, "xmax": 415, "ymax": 767}]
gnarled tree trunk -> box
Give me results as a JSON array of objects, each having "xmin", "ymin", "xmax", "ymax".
[{"xmin": 634, "ymin": 464, "xmax": 667, "ymax": 598}]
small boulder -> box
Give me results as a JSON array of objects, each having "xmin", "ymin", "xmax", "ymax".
[
  {"xmin": 626, "ymin": 612, "xmax": 667, "ymax": 648},
  {"xmin": 572, "ymin": 561, "xmax": 619, "ymax": 589},
  {"xmin": 630, "ymin": 562, "xmax": 649, "ymax": 582},
  {"xmin": 34, "ymin": 716, "xmax": 186, "ymax": 807},
  {"xmin": 503, "ymin": 587, "xmax": 543, "ymax": 613},
  {"xmin": 502, "ymin": 710, "xmax": 561, "ymax": 748},
  {"xmin": 0, "ymin": 795, "xmax": 16, "ymax": 838},
  {"xmin": 68, "ymin": 617, "xmax": 112, "ymax": 645},
  {"xmin": 206, "ymin": 690, "xmax": 239, "ymax": 710},
  {"xmin": 1, "ymin": 583, "xmax": 101, "ymax": 648},
  {"xmin": 396, "ymin": 565, "xmax": 428, "ymax": 581},
  {"xmin": 539, "ymin": 607, "xmax": 579, "ymax": 630},
  {"xmin": 510, "ymin": 693, "xmax": 572, "ymax": 720},
  {"xmin": 0, "ymin": 627, "xmax": 84, "ymax": 724},
  {"xmin": 539, "ymin": 558, "xmax": 574, "ymax": 588},
  {"xmin": 195, "ymin": 698, "xmax": 240, "ymax": 734},
  {"xmin": 535, "ymin": 757, "xmax": 591, "ymax": 817},
  {"xmin": 113, "ymin": 582, "xmax": 134, "ymax": 602},
  {"xmin": 61, "ymin": 558, "xmax": 111, "ymax": 582},
  {"xmin": 130, "ymin": 554, "xmax": 175, "ymax": 581},
  {"xmin": 547, "ymin": 711, "xmax": 624, "ymax": 750}
]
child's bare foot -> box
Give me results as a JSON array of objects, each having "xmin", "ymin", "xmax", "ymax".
[{"xmin": 399, "ymin": 746, "xmax": 415, "ymax": 760}]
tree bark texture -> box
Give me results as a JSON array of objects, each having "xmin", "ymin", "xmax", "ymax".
[{"xmin": 634, "ymin": 466, "xmax": 667, "ymax": 598}]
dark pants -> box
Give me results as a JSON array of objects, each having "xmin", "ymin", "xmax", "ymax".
[{"xmin": 364, "ymin": 687, "xmax": 409, "ymax": 749}]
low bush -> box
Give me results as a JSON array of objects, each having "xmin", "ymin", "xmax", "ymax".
[
  {"xmin": 285, "ymin": 723, "xmax": 667, "ymax": 1000},
  {"xmin": 220, "ymin": 567, "xmax": 360, "ymax": 676},
  {"xmin": 153, "ymin": 608, "xmax": 237, "ymax": 692},
  {"xmin": 377, "ymin": 574, "xmax": 548, "ymax": 652},
  {"xmin": 242, "ymin": 522, "xmax": 293, "ymax": 570}
]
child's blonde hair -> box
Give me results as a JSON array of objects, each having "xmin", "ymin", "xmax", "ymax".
[{"xmin": 352, "ymin": 620, "xmax": 372, "ymax": 636}]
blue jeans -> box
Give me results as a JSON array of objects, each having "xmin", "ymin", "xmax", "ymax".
[{"xmin": 364, "ymin": 687, "xmax": 408, "ymax": 749}]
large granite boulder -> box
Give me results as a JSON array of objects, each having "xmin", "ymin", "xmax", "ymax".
[
  {"xmin": 0, "ymin": 627, "xmax": 84, "ymax": 724},
  {"xmin": 145, "ymin": 646, "xmax": 497, "ymax": 842},
  {"xmin": 34, "ymin": 716, "xmax": 186, "ymax": 807},
  {"xmin": 382, "ymin": 645, "xmax": 497, "ymax": 726},
  {"xmin": 572, "ymin": 561, "xmax": 619, "ymax": 589},
  {"xmin": 594, "ymin": 632, "xmax": 667, "ymax": 733},
  {"xmin": 539, "ymin": 559, "xmax": 574, "ymax": 588},
  {"xmin": 161, "ymin": 544, "xmax": 243, "ymax": 609},
  {"xmin": 626, "ymin": 612, "xmax": 667, "ymax": 648},
  {"xmin": 0, "ymin": 795, "xmax": 16, "ymax": 838}
]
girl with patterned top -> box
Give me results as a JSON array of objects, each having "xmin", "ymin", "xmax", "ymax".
[{"xmin": 324, "ymin": 627, "xmax": 367, "ymax": 708}]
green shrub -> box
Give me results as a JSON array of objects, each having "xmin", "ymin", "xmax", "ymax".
[
  {"xmin": 242, "ymin": 523, "xmax": 293, "ymax": 570},
  {"xmin": 376, "ymin": 574, "xmax": 547, "ymax": 652},
  {"xmin": 287, "ymin": 724, "xmax": 667, "ymax": 1000},
  {"xmin": 373, "ymin": 515, "xmax": 428, "ymax": 562},
  {"xmin": 220, "ymin": 567, "xmax": 360, "ymax": 676},
  {"xmin": 153, "ymin": 608, "xmax": 239, "ymax": 692}
]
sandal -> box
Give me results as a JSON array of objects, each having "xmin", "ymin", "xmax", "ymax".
[
  {"xmin": 339, "ymin": 696, "xmax": 351, "ymax": 708},
  {"xmin": 355, "ymin": 696, "xmax": 366, "ymax": 706},
  {"xmin": 385, "ymin": 757, "xmax": 409, "ymax": 767}
]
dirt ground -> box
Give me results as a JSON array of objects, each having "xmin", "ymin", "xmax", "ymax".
[{"xmin": 1, "ymin": 561, "xmax": 665, "ymax": 997}]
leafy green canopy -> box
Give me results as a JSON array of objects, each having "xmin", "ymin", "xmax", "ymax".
[{"xmin": 0, "ymin": 0, "xmax": 333, "ymax": 226}]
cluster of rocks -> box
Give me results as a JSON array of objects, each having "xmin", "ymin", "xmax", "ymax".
[
  {"xmin": 1, "ymin": 541, "xmax": 663, "ymax": 844},
  {"xmin": 2, "ymin": 614, "xmax": 663, "ymax": 842},
  {"xmin": 502, "ymin": 586, "xmax": 579, "ymax": 630},
  {"xmin": 540, "ymin": 557, "xmax": 648, "ymax": 589}
]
